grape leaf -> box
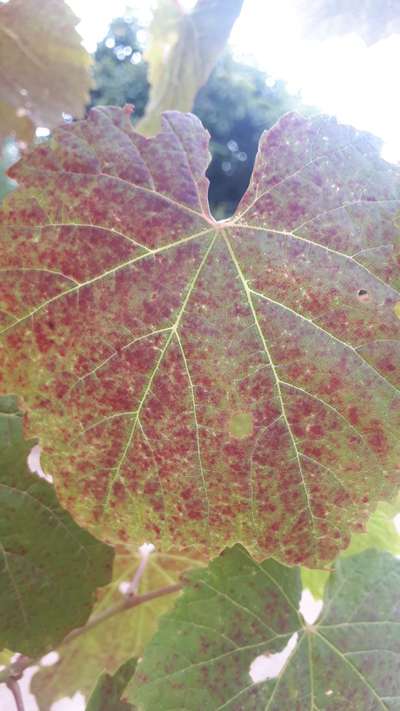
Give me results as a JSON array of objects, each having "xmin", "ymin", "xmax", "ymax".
[
  {"xmin": 139, "ymin": 0, "xmax": 244, "ymax": 135},
  {"xmin": 302, "ymin": 495, "xmax": 400, "ymax": 599},
  {"xmin": 131, "ymin": 545, "xmax": 400, "ymax": 710},
  {"xmin": 86, "ymin": 658, "xmax": 137, "ymax": 711},
  {"xmin": 0, "ymin": 0, "xmax": 91, "ymax": 142},
  {"xmin": 1, "ymin": 107, "xmax": 400, "ymax": 566},
  {"xmin": 0, "ymin": 395, "xmax": 113, "ymax": 656},
  {"xmin": 298, "ymin": 0, "xmax": 400, "ymax": 45},
  {"xmin": 31, "ymin": 551, "xmax": 201, "ymax": 709}
]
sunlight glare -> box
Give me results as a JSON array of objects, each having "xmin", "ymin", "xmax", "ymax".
[{"xmin": 66, "ymin": 0, "xmax": 400, "ymax": 160}]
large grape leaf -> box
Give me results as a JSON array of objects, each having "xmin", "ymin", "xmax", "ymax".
[
  {"xmin": 131, "ymin": 545, "xmax": 400, "ymax": 710},
  {"xmin": 298, "ymin": 0, "xmax": 400, "ymax": 45},
  {"xmin": 0, "ymin": 107, "xmax": 400, "ymax": 566},
  {"xmin": 139, "ymin": 0, "xmax": 244, "ymax": 135},
  {"xmin": 0, "ymin": 0, "xmax": 91, "ymax": 143},
  {"xmin": 86, "ymin": 658, "xmax": 137, "ymax": 711},
  {"xmin": 0, "ymin": 395, "xmax": 113, "ymax": 656},
  {"xmin": 31, "ymin": 551, "xmax": 201, "ymax": 710}
]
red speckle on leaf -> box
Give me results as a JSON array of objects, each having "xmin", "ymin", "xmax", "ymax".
[{"xmin": 1, "ymin": 108, "xmax": 399, "ymax": 566}]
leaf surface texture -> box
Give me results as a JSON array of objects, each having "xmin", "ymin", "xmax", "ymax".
[
  {"xmin": 1, "ymin": 107, "xmax": 400, "ymax": 565},
  {"xmin": 132, "ymin": 546, "xmax": 400, "ymax": 710}
]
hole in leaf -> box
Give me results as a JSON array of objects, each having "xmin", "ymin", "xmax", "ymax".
[
  {"xmin": 52, "ymin": 692, "xmax": 85, "ymax": 710},
  {"xmin": 27, "ymin": 445, "xmax": 53, "ymax": 483},
  {"xmin": 40, "ymin": 651, "xmax": 59, "ymax": 667},
  {"xmin": 299, "ymin": 589, "xmax": 323, "ymax": 624},
  {"xmin": 357, "ymin": 288, "xmax": 370, "ymax": 302},
  {"xmin": 249, "ymin": 633, "xmax": 298, "ymax": 683}
]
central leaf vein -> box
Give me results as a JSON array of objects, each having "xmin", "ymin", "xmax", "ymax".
[{"xmin": 223, "ymin": 232, "xmax": 317, "ymax": 535}]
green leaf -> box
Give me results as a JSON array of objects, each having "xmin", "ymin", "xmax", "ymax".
[
  {"xmin": 0, "ymin": 0, "xmax": 91, "ymax": 142},
  {"xmin": 0, "ymin": 395, "xmax": 114, "ymax": 656},
  {"xmin": 86, "ymin": 658, "xmax": 137, "ymax": 711},
  {"xmin": 302, "ymin": 495, "xmax": 400, "ymax": 599},
  {"xmin": 139, "ymin": 0, "xmax": 245, "ymax": 134},
  {"xmin": 1, "ymin": 107, "xmax": 400, "ymax": 566},
  {"xmin": 131, "ymin": 545, "xmax": 400, "ymax": 710},
  {"xmin": 31, "ymin": 551, "xmax": 201, "ymax": 709}
]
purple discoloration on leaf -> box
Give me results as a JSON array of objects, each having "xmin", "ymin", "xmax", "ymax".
[{"xmin": 0, "ymin": 108, "xmax": 399, "ymax": 565}]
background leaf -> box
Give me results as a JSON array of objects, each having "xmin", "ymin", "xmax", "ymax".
[
  {"xmin": 138, "ymin": 0, "xmax": 244, "ymax": 135},
  {"xmin": 131, "ymin": 545, "xmax": 400, "ymax": 710},
  {"xmin": 0, "ymin": 0, "xmax": 91, "ymax": 142},
  {"xmin": 298, "ymin": 0, "xmax": 400, "ymax": 45},
  {"xmin": 86, "ymin": 658, "xmax": 137, "ymax": 711},
  {"xmin": 31, "ymin": 551, "xmax": 201, "ymax": 710},
  {"xmin": 0, "ymin": 395, "xmax": 113, "ymax": 656},
  {"xmin": 1, "ymin": 107, "xmax": 400, "ymax": 566}
]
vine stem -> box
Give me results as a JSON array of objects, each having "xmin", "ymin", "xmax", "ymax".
[
  {"xmin": 6, "ymin": 679, "xmax": 25, "ymax": 711},
  {"xmin": 0, "ymin": 582, "xmax": 182, "ymax": 688}
]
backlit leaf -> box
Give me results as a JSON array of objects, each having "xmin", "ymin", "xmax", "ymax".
[
  {"xmin": 139, "ymin": 0, "xmax": 244, "ymax": 135},
  {"xmin": 298, "ymin": 0, "xmax": 400, "ymax": 45},
  {"xmin": 86, "ymin": 658, "xmax": 137, "ymax": 711},
  {"xmin": 31, "ymin": 551, "xmax": 200, "ymax": 709},
  {"xmin": 0, "ymin": 395, "xmax": 113, "ymax": 656},
  {"xmin": 0, "ymin": 0, "xmax": 91, "ymax": 142},
  {"xmin": 1, "ymin": 107, "xmax": 400, "ymax": 566},
  {"xmin": 131, "ymin": 545, "xmax": 400, "ymax": 710}
]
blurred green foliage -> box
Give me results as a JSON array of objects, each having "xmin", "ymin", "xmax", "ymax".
[
  {"xmin": 89, "ymin": 14, "xmax": 310, "ymax": 217},
  {"xmin": 89, "ymin": 15, "xmax": 149, "ymax": 121}
]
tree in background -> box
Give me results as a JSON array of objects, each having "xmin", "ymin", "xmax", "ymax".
[
  {"xmin": 89, "ymin": 14, "xmax": 308, "ymax": 216},
  {"xmin": 89, "ymin": 15, "xmax": 150, "ymax": 120},
  {"xmin": 193, "ymin": 54, "xmax": 303, "ymax": 216}
]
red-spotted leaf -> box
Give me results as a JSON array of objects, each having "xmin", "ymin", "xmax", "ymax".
[
  {"xmin": 0, "ymin": 107, "xmax": 399, "ymax": 566},
  {"xmin": 130, "ymin": 545, "xmax": 400, "ymax": 710}
]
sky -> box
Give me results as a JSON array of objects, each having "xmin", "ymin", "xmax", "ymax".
[{"xmin": 66, "ymin": 0, "xmax": 400, "ymax": 163}]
